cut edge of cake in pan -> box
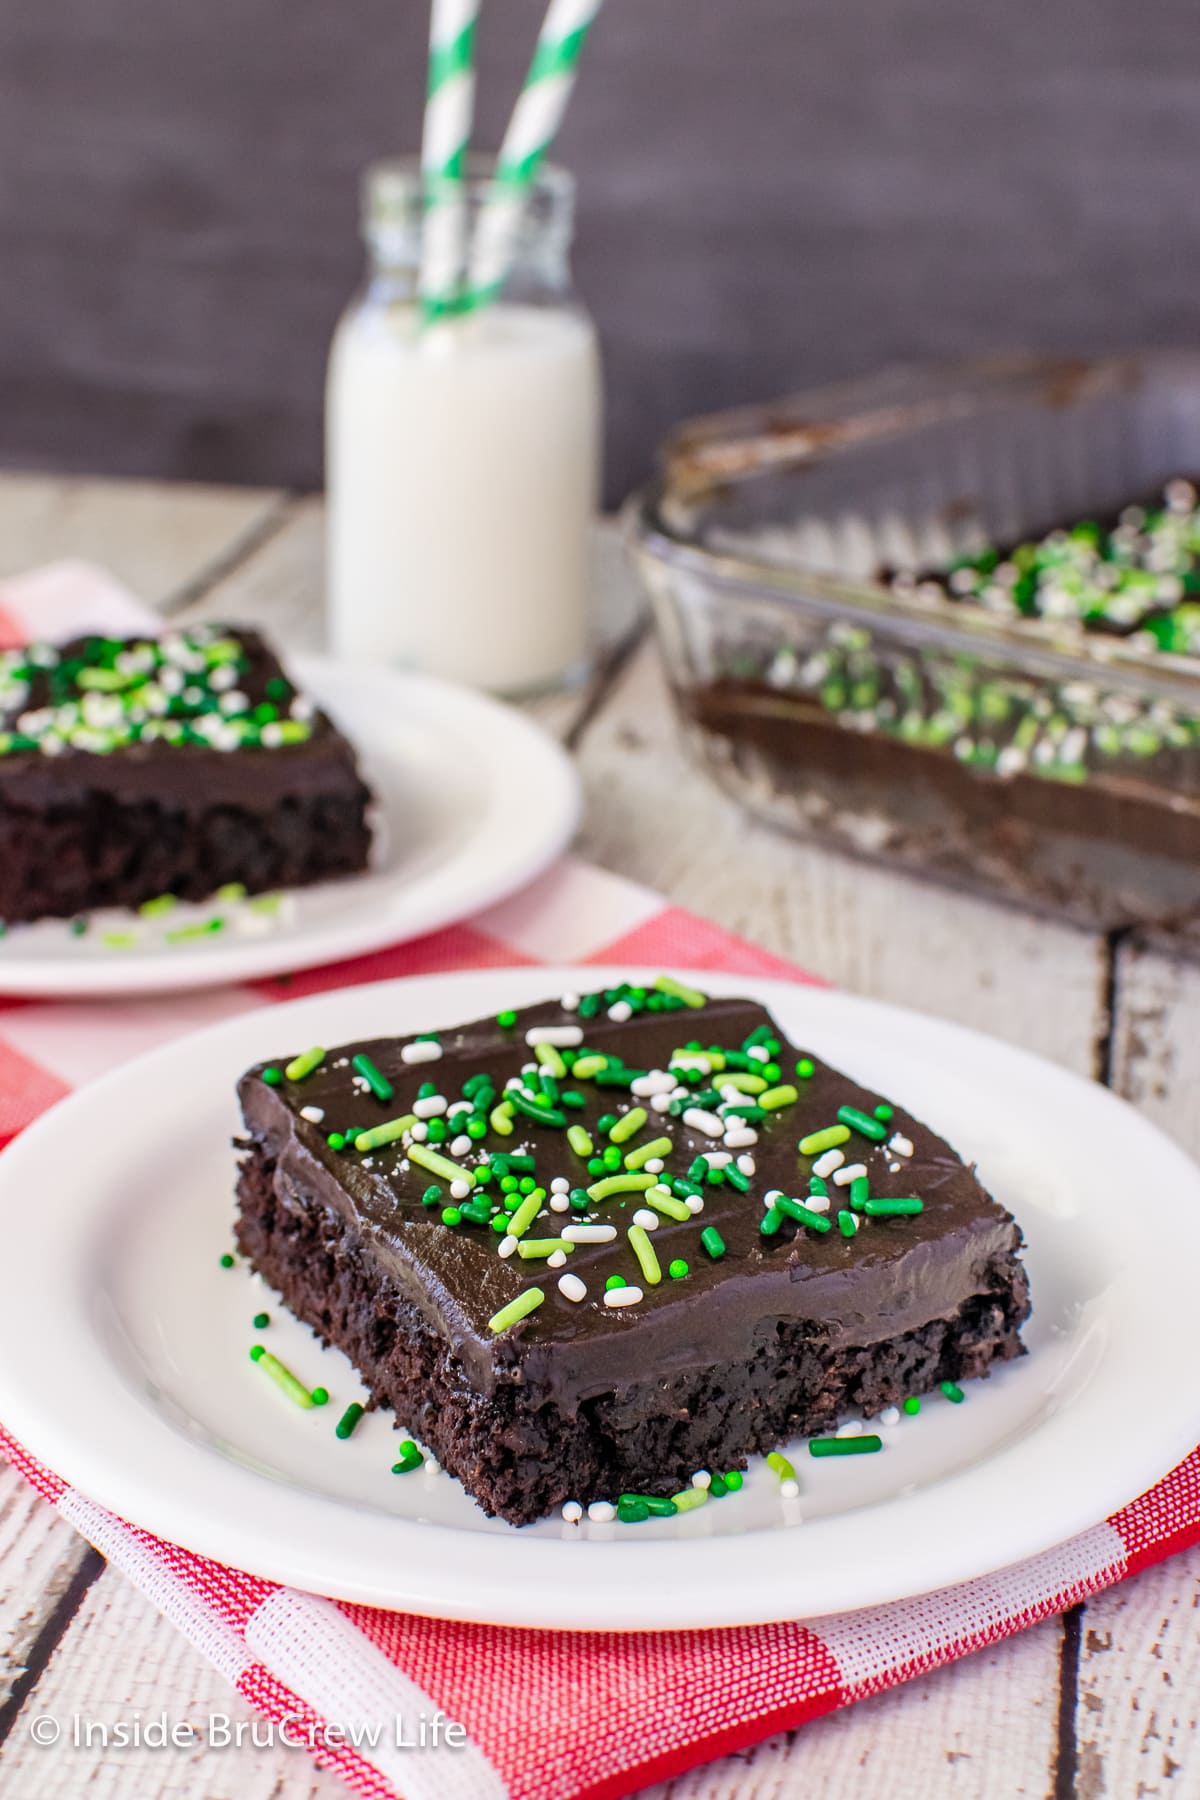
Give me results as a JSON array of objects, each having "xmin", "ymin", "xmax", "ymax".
[{"xmin": 234, "ymin": 980, "xmax": 1030, "ymax": 1526}]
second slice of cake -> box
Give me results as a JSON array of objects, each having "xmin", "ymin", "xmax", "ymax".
[{"xmin": 235, "ymin": 981, "xmax": 1030, "ymax": 1525}]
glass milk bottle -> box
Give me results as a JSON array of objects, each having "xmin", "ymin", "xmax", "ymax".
[{"xmin": 326, "ymin": 160, "xmax": 602, "ymax": 694}]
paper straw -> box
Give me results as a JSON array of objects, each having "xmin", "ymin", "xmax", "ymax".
[
  {"xmin": 465, "ymin": 0, "xmax": 603, "ymax": 309},
  {"xmin": 418, "ymin": 0, "xmax": 480, "ymax": 320}
]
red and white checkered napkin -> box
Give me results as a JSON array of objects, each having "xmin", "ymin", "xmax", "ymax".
[{"xmin": 2, "ymin": 565, "xmax": 1200, "ymax": 1800}]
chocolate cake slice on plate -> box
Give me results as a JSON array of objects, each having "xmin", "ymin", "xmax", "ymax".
[{"xmin": 235, "ymin": 980, "xmax": 1029, "ymax": 1526}]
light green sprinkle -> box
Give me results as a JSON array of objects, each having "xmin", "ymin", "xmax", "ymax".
[
  {"xmin": 646, "ymin": 1188, "xmax": 693, "ymax": 1222},
  {"xmin": 285, "ymin": 1045, "xmax": 325, "ymax": 1083},
  {"xmin": 354, "ymin": 1114, "xmax": 418, "ymax": 1153},
  {"xmin": 567, "ymin": 1124, "xmax": 594, "ymax": 1158},
  {"xmin": 624, "ymin": 1135, "xmax": 672, "ymax": 1171},
  {"xmin": 767, "ymin": 1451, "xmax": 797, "ymax": 1482},
  {"xmin": 490, "ymin": 1102, "xmax": 515, "ymax": 1136},
  {"xmin": 719, "ymin": 1072, "xmax": 767, "ymax": 1094},
  {"xmin": 759, "ymin": 1084, "xmax": 799, "ymax": 1111},
  {"xmin": 627, "ymin": 1224, "xmax": 662, "ymax": 1286},
  {"xmin": 250, "ymin": 892, "xmax": 283, "ymax": 915},
  {"xmin": 654, "ymin": 974, "xmax": 708, "ymax": 1009},
  {"xmin": 798, "ymin": 1124, "xmax": 851, "ymax": 1157},
  {"xmin": 249, "ymin": 1345, "xmax": 314, "ymax": 1410},
  {"xmin": 534, "ymin": 1041, "xmax": 567, "ymax": 1078},
  {"xmin": 138, "ymin": 894, "xmax": 177, "ymax": 918},
  {"xmin": 215, "ymin": 882, "xmax": 248, "ymax": 901},
  {"xmin": 516, "ymin": 1236, "xmax": 572, "ymax": 1259},
  {"xmin": 609, "ymin": 1106, "xmax": 647, "ymax": 1144},
  {"xmin": 488, "ymin": 1287, "xmax": 546, "ymax": 1333},
  {"xmin": 587, "ymin": 1172, "xmax": 657, "ymax": 1202},
  {"xmin": 670, "ymin": 1486, "xmax": 709, "ymax": 1512},
  {"xmin": 408, "ymin": 1142, "xmax": 476, "ymax": 1186},
  {"xmin": 165, "ymin": 917, "xmax": 225, "ymax": 944},
  {"xmin": 101, "ymin": 931, "xmax": 137, "ymax": 949},
  {"xmin": 507, "ymin": 1191, "xmax": 545, "ymax": 1238},
  {"xmin": 571, "ymin": 1054, "xmax": 608, "ymax": 1079}
]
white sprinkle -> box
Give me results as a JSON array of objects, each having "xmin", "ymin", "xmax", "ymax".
[
  {"xmin": 413, "ymin": 1094, "xmax": 447, "ymax": 1119},
  {"xmin": 746, "ymin": 1045, "xmax": 769, "ymax": 1062},
  {"xmin": 561, "ymin": 1499, "xmax": 583, "ymax": 1521},
  {"xmin": 836, "ymin": 1419, "xmax": 864, "ymax": 1438},
  {"xmin": 401, "ymin": 1040, "xmax": 442, "ymax": 1065},
  {"xmin": 643, "ymin": 1157, "xmax": 665, "ymax": 1175},
  {"xmin": 218, "ymin": 690, "xmax": 249, "ymax": 714},
  {"xmin": 562, "ymin": 1223, "xmax": 617, "ymax": 1243},
  {"xmin": 889, "ymin": 1133, "xmax": 914, "ymax": 1158},
  {"xmin": 603, "ymin": 1284, "xmax": 643, "ymax": 1308},
  {"xmin": 736, "ymin": 1154, "xmax": 756, "ymax": 1176},
  {"xmin": 685, "ymin": 1195, "xmax": 705, "ymax": 1215},
  {"xmin": 559, "ymin": 992, "xmax": 580, "ymax": 1012},
  {"xmin": 450, "ymin": 1134, "xmax": 472, "ymax": 1157},
  {"xmin": 632, "ymin": 1209, "xmax": 658, "ymax": 1230},
  {"xmin": 521, "ymin": 1062, "xmax": 539, "ymax": 1078},
  {"xmin": 550, "ymin": 1175, "xmax": 570, "ymax": 1193},
  {"xmin": 833, "ymin": 1162, "xmax": 868, "ymax": 1187},
  {"xmin": 780, "ymin": 1479, "xmax": 801, "ymax": 1499},
  {"xmin": 549, "ymin": 1193, "xmax": 570, "ymax": 1213},
  {"xmin": 505, "ymin": 1076, "xmax": 523, "ymax": 1092},
  {"xmin": 449, "ymin": 1179, "xmax": 470, "ymax": 1201},
  {"xmin": 805, "ymin": 1192, "xmax": 831, "ymax": 1214},
  {"xmin": 525, "ymin": 1024, "xmax": 583, "ymax": 1048},
  {"xmin": 703, "ymin": 1150, "xmax": 732, "ymax": 1168},
  {"xmin": 607, "ymin": 1000, "xmax": 633, "ymax": 1023},
  {"xmin": 409, "ymin": 1121, "xmax": 428, "ymax": 1142},
  {"xmin": 813, "ymin": 1148, "xmax": 845, "ymax": 1179},
  {"xmin": 498, "ymin": 1235, "xmax": 517, "ymax": 1258},
  {"xmin": 588, "ymin": 1501, "xmax": 616, "ymax": 1523},
  {"xmin": 299, "ymin": 1105, "xmax": 324, "ymax": 1124},
  {"xmin": 547, "ymin": 1250, "xmax": 567, "ymax": 1270},
  {"xmin": 692, "ymin": 1469, "xmax": 712, "ymax": 1490},
  {"xmin": 447, "ymin": 1099, "xmax": 472, "ymax": 1117},
  {"xmin": 683, "ymin": 1108, "xmax": 724, "ymax": 1138},
  {"xmin": 558, "ymin": 1273, "xmax": 588, "ymax": 1303},
  {"xmin": 764, "ymin": 1189, "xmax": 783, "ymax": 1206},
  {"xmin": 888, "ymin": 1160, "xmax": 901, "ymax": 1173},
  {"xmin": 650, "ymin": 1094, "xmax": 673, "ymax": 1114},
  {"xmin": 632, "ymin": 1071, "xmax": 676, "ymax": 1098},
  {"xmin": 880, "ymin": 1406, "xmax": 901, "ymax": 1427},
  {"xmin": 723, "ymin": 1126, "xmax": 758, "ymax": 1149}
]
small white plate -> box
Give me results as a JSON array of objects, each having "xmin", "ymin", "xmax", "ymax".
[
  {"xmin": 0, "ymin": 662, "xmax": 580, "ymax": 997},
  {"xmin": 0, "ymin": 966, "xmax": 1197, "ymax": 1631}
]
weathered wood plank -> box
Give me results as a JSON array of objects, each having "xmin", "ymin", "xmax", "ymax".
[
  {"xmin": 1073, "ymin": 1546, "xmax": 1200, "ymax": 1800},
  {"xmin": 1110, "ymin": 935, "xmax": 1200, "ymax": 1165},
  {"xmin": 0, "ymin": 1464, "xmax": 90, "ymax": 1710},
  {"xmin": 0, "ymin": 473, "xmax": 285, "ymax": 609},
  {"xmin": 574, "ymin": 639, "xmax": 1109, "ymax": 1075}
]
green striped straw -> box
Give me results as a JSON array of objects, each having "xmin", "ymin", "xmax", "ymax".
[
  {"xmin": 464, "ymin": 0, "xmax": 604, "ymax": 310},
  {"xmin": 419, "ymin": 0, "xmax": 480, "ymax": 321}
]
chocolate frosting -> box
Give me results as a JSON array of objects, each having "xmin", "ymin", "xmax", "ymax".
[{"xmin": 238, "ymin": 992, "xmax": 1024, "ymax": 1412}]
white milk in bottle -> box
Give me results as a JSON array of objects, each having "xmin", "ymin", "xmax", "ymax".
[{"xmin": 326, "ymin": 161, "xmax": 602, "ymax": 694}]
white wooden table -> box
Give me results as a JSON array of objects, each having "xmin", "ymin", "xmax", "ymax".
[{"xmin": 0, "ymin": 473, "xmax": 1196, "ymax": 1800}]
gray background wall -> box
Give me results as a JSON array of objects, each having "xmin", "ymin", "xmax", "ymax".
[{"xmin": 3, "ymin": 0, "xmax": 1199, "ymax": 504}]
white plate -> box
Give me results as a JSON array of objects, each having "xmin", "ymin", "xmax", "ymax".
[
  {"xmin": 0, "ymin": 662, "xmax": 580, "ymax": 997},
  {"xmin": 0, "ymin": 966, "xmax": 1197, "ymax": 1631}
]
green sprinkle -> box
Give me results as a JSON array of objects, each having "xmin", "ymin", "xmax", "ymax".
[
  {"xmin": 164, "ymin": 917, "xmax": 225, "ymax": 944},
  {"xmin": 668, "ymin": 1258, "xmax": 689, "ymax": 1278},
  {"xmin": 587, "ymin": 1172, "xmax": 656, "ymax": 1202},
  {"xmin": 903, "ymin": 1396, "xmax": 921, "ymax": 1416},
  {"xmin": 759, "ymin": 1084, "xmax": 799, "ymax": 1111},
  {"xmin": 284, "ymin": 1045, "xmax": 325, "ymax": 1083},
  {"xmin": 798, "ymin": 1125, "xmax": 851, "ymax": 1156},
  {"xmin": 617, "ymin": 1498, "xmax": 650, "ymax": 1523},
  {"xmin": 310, "ymin": 1386, "xmax": 329, "ymax": 1406},
  {"xmin": 864, "ymin": 1196, "xmax": 924, "ymax": 1217},
  {"xmin": 700, "ymin": 1226, "xmax": 726, "ymax": 1260},
  {"xmin": 838, "ymin": 1210, "xmax": 859, "ymax": 1238},
  {"xmin": 624, "ymin": 1135, "xmax": 672, "ymax": 1170},
  {"xmin": 488, "ymin": 1287, "xmax": 545, "ymax": 1333},
  {"xmin": 837, "ymin": 1105, "xmax": 888, "ymax": 1142},
  {"xmin": 647, "ymin": 1189, "xmax": 692, "ymax": 1223},
  {"xmin": 507, "ymin": 1191, "xmax": 545, "ymax": 1238},
  {"xmin": 809, "ymin": 1434, "xmax": 883, "ymax": 1457},
  {"xmin": 496, "ymin": 1010, "xmax": 517, "ymax": 1029},
  {"xmin": 796, "ymin": 1058, "xmax": 815, "ymax": 1079},
  {"xmin": 567, "ymin": 1124, "xmax": 594, "ymax": 1158},
  {"xmin": 723, "ymin": 1164, "xmax": 750, "ymax": 1192},
  {"xmin": 326, "ymin": 1132, "xmax": 346, "ymax": 1151},
  {"xmin": 335, "ymin": 1402, "xmax": 365, "ymax": 1439},
  {"xmin": 766, "ymin": 1451, "xmax": 796, "ymax": 1482},
  {"xmin": 441, "ymin": 1206, "xmax": 463, "ymax": 1227},
  {"xmin": 619, "ymin": 1492, "xmax": 678, "ymax": 1516},
  {"xmin": 250, "ymin": 1345, "xmax": 314, "ymax": 1410},
  {"xmin": 708, "ymin": 1473, "xmax": 729, "ymax": 1498},
  {"xmin": 422, "ymin": 1184, "xmax": 443, "ymax": 1207},
  {"xmin": 605, "ymin": 1273, "xmax": 626, "ymax": 1290},
  {"xmin": 352, "ymin": 1053, "xmax": 394, "ymax": 1103},
  {"xmin": 850, "ymin": 1175, "xmax": 870, "ymax": 1209},
  {"xmin": 670, "ymin": 1486, "xmax": 709, "ymax": 1512},
  {"xmin": 516, "ymin": 1236, "xmax": 572, "ymax": 1259},
  {"xmin": 609, "ymin": 1106, "xmax": 647, "ymax": 1144},
  {"xmin": 508, "ymin": 1091, "xmax": 567, "ymax": 1128},
  {"xmin": 252, "ymin": 1311, "xmax": 270, "ymax": 1329},
  {"xmin": 940, "ymin": 1380, "xmax": 965, "ymax": 1404},
  {"xmin": 354, "ymin": 1114, "xmax": 419, "ymax": 1153},
  {"xmin": 723, "ymin": 1470, "xmax": 744, "ymax": 1491},
  {"xmin": 391, "ymin": 1440, "xmax": 423, "ymax": 1474},
  {"xmin": 627, "ymin": 1224, "xmax": 662, "ymax": 1286},
  {"xmin": 776, "ymin": 1196, "xmax": 833, "ymax": 1233},
  {"xmin": 219, "ymin": 1252, "xmax": 235, "ymax": 1268},
  {"xmin": 809, "ymin": 1175, "xmax": 828, "ymax": 1198},
  {"xmin": 408, "ymin": 1143, "xmax": 476, "ymax": 1186},
  {"xmin": 874, "ymin": 1103, "xmax": 894, "ymax": 1122},
  {"xmin": 653, "ymin": 974, "xmax": 708, "ymax": 1008}
]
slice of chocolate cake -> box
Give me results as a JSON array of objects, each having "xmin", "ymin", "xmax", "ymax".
[
  {"xmin": 0, "ymin": 625, "xmax": 372, "ymax": 924},
  {"xmin": 234, "ymin": 980, "xmax": 1029, "ymax": 1526}
]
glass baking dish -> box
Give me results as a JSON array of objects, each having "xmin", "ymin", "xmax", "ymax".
[{"xmin": 624, "ymin": 352, "xmax": 1200, "ymax": 936}]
